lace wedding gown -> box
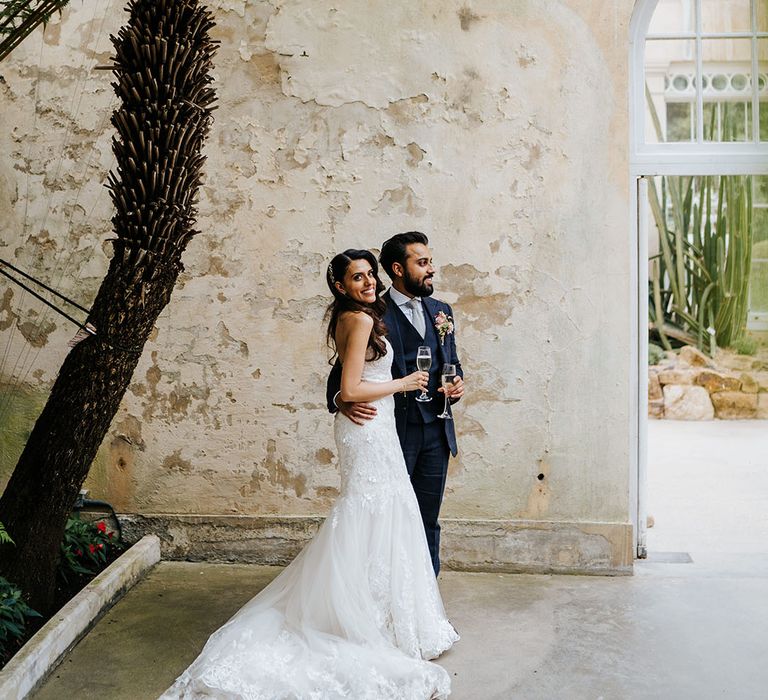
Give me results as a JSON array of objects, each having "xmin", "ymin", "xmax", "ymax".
[{"xmin": 159, "ymin": 338, "xmax": 459, "ymax": 699}]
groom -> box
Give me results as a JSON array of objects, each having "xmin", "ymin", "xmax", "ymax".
[{"xmin": 326, "ymin": 231, "xmax": 464, "ymax": 576}]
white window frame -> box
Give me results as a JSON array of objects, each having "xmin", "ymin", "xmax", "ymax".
[
  {"xmin": 630, "ymin": 0, "xmax": 768, "ymax": 176},
  {"xmin": 628, "ymin": 0, "xmax": 768, "ymax": 560}
]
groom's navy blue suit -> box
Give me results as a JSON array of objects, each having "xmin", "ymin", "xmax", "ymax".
[{"xmin": 326, "ymin": 290, "xmax": 462, "ymax": 575}]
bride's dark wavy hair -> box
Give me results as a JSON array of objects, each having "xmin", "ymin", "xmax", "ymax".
[{"xmin": 325, "ymin": 249, "xmax": 388, "ymax": 364}]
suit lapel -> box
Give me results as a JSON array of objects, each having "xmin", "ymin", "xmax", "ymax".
[
  {"xmin": 421, "ymin": 296, "xmax": 446, "ymax": 364},
  {"xmin": 383, "ymin": 290, "xmax": 407, "ymax": 377}
]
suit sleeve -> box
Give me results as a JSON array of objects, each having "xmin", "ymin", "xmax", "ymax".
[
  {"xmin": 446, "ymin": 304, "xmax": 463, "ymax": 380},
  {"xmin": 326, "ymin": 360, "xmax": 342, "ymax": 414}
]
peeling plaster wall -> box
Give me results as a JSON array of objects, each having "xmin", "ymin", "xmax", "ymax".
[{"xmin": 0, "ymin": 1, "xmax": 634, "ymax": 570}]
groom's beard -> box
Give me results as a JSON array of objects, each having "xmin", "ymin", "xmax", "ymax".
[{"xmin": 403, "ymin": 270, "xmax": 434, "ymax": 298}]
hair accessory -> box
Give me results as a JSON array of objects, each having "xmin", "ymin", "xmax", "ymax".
[{"xmin": 328, "ymin": 263, "xmax": 335, "ymax": 285}]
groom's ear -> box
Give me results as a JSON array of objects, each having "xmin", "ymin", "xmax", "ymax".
[{"xmin": 391, "ymin": 261, "xmax": 404, "ymax": 279}]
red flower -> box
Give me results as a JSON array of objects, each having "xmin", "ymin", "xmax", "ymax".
[
  {"xmin": 107, "ymin": 532, "xmax": 113, "ymax": 539},
  {"xmin": 88, "ymin": 543, "xmax": 96, "ymax": 554},
  {"xmin": 75, "ymin": 549, "xmax": 83, "ymax": 557},
  {"xmin": 97, "ymin": 543, "xmax": 104, "ymax": 550},
  {"xmin": 96, "ymin": 521, "xmax": 107, "ymax": 533}
]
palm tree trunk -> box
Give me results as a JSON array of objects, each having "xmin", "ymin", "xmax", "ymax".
[{"xmin": 0, "ymin": 0, "xmax": 217, "ymax": 614}]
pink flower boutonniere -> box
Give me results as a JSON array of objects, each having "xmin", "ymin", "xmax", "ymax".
[{"xmin": 434, "ymin": 311, "xmax": 454, "ymax": 345}]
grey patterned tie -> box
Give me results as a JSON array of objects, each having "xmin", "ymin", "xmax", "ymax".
[{"xmin": 408, "ymin": 298, "xmax": 426, "ymax": 338}]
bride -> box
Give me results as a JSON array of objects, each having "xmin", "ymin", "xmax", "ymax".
[{"xmin": 159, "ymin": 249, "xmax": 459, "ymax": 699}]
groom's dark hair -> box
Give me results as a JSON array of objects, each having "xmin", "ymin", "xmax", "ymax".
[{"xmin": 379, "ymin": 231, "xmax": 429, "ymax": 280}]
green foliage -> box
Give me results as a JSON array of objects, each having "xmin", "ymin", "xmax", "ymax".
[
  {"xmin": 0, "ymin": 521, "xmax": 13, "ymax": 546},
  {"xmin": 0, "ymin": 575, "xmax": 41, "ymax": 662},
  {"xmin": 648, "ymin": 343, "xmax": 665, "ymax": 366},
  {"xmin": 58, "ymin": 516, "xmax": 123, "ymax": 585},
  {"xmin": 646, "ymin": 86, "xmax": 754, "ymax": 355},
  {"xmin": 0, "ymin": 1, "xmax": 72, "ymax": 62},
  {"xmin": 731, "ymin": 336, "xmax": 758, "ymax": 356},
  {"xmin": 0, "ymin": 516, "xmax": 122, "ymax": 666}
]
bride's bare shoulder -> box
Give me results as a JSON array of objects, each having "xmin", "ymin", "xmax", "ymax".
[{"xmin": 337, "ymin": 310, "xmax": 373, "ymax": 331}]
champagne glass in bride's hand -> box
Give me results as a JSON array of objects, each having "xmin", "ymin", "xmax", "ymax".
[
  {"xmin": 438, "ymin": 363, "xmax": 456, "ymax": 419},
  {"xmin": 415, "ymin": 346, "xmax": 432, "ymax": 402}
]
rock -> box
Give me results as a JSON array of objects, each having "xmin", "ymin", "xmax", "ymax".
[
  {"xmin": 662, "ymin": 385, "xmax": 714, "ymax": 420},
  {"xmin": 710, "ymin": 391, "xmax": 757, "ymax": 419},
  {"xmin": 739, "ymin": 372, "xmax": 759, "ymax": 394},
  {"xmin": 758, "ymin": 394, "xmax": 768, "ymax": 419},
  {"xmin": 678, "ymin": 345, "xmax": 714, "ymax": 368},
  {"xmin": 694, "ymin": 370, "xmax": 742, "ymax": 393},
  {"xmin": 648, "ymin": 372, "xmax": 662, "ymax": 401},
  {"xmin": 715, "ymin": 352, "xmax": 756, "ymax": 372},
  {"xmin": 648, "ymin": 399, "xmax": 664, "ymax": 419},
  {"xmin": 751, "ymin": 372, "xmax": 768, "ymax": 392},
  {"xmin": 657, "ymin": 368, "xmax": 699, "ymax": 385}
]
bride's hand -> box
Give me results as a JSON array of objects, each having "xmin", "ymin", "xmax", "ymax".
[{"xmin": 401, "ymin": 370, "xmax": 428, "ymax": 393}]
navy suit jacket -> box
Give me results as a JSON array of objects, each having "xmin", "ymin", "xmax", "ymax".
[{"xmin": 325, "ymin": 290, "xmax": 463, "ymax": 457}]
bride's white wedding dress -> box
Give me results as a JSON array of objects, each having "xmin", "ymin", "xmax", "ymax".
[{"xmin": 159, "ymin": 338, "xmax": 459, "ymax": 699}]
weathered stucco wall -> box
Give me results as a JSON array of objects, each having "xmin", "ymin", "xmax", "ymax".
[{"xmin": 0, "ymin": 0, "xmax": 635, "ymax": 573}]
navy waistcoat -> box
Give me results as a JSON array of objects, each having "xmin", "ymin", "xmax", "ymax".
[{"xmin": 392, "ymin": 301, "xmax": 443, "ymax": 424}]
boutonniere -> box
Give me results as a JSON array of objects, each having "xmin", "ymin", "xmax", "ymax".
[{"xmin": 434, "ymin": 311, "xmax": 454, "ymax": 345}]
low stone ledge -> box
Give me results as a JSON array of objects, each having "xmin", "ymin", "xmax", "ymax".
[
  {"xmin": 710, "ymin": 391, "xmax": 758, "ymax": 419},
  {"xmin": 649, "ymin": 344, "xmax": 768, "ymax": 420},
  {"xmin": 0, "ymin": 534, "xmax": 160, "ymax": 700},
  {"xmin": 119, "ymin": 513, "xmax": 633, "ymax": 576},
  {"xmin": 758, "ymin": 393, "xmax": 768, "ymax": 419}
]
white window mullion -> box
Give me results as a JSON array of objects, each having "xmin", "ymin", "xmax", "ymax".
[
  {"xmin": 751, "ymin": 0, "xmax": 760, "ymax": 142},
  {"xmin": 695, "ymin": 0, "xmax": 704, "ymax": 143}
]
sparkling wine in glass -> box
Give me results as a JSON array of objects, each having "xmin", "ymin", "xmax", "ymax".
[
  {"xmin": 438, "ymin": 363, "xmax": 456, "ymax": 419},
  {"xmin": 415, "ymin": 346, "xmax": 432, "ymax": 402}
]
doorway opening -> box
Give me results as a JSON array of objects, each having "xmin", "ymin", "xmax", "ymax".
[{"xmin": 629, "ymin": 0, "xmax": 768, "ymax": 561}]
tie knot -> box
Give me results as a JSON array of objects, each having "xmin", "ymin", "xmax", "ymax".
[{"xmin": 409, "ymin": 298, "xmax": 420, "ymax": 309}]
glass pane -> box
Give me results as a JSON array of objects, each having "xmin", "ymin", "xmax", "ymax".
[
  {"xmin": 754, "ymin": 207, "xmax": 768, "ymax": 244},
  {"xmin": 702, "ymin": 101, "xmax": 717, "ymax": 138},
  {"xmin": 648, "ymin": 0, "xmax": 695, "ymax": 35},
  {"xmin": 666, "ymin": 102, "xmax": 694, "ymax": 141},
  {"xmin": 761, "ymin": 98, "xmax": 768, "ymax": 141},
  {"xmin": 701, "ymin": 37, "xmax": 753, "ymax": 64},
  {"xmin": 645, "ymin": 39, "xmax": 696, "ymax": 143},
  {"xmin": 758, "ymin": 0, "xmax": 768, "ymax": 33},
  {"xmin": 749, "ymin": 263, "xmax": 768, "ymax": 313},
  {"xmin": 700, "ymin": 38, "xmax": 754, "ymax": 142},
  {"xmin": 701, "ymin": 0, "xmax": 752, "ymax": 34},
  {"xmin": 721, "ymin": 101, "xmax": 752, "ymax": 141},
  {"xmin": 755, "ymin": 177, "xmax": 768, "ymax": 204}
]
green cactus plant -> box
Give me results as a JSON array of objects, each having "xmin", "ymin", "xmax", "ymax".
[{"xmin": 645, "ymin": 86, "xmax": 754, "ymax": 355}]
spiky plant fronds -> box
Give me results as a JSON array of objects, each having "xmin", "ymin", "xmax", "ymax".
[
  {"xmin": 0, "ymin": 0, "xmax": 70, "ymax": 62},
  {"xmin": 107, "ymin": 0, "xmax": 218, "ymax": 280}
]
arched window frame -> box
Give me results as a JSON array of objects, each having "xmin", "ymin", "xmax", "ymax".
[{"xmin": 630, "ymin": 0, "xmax": 768, "ymax": 176}]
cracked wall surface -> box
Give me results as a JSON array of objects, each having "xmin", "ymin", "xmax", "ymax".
[{"xmin": 0, "ymin": 1, "xmax": 634, "ymax": 563}]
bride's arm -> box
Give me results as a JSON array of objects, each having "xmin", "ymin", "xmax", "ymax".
[{"xmin": 338, "ymin": 313, "xmax": 425, "ymax": 403}]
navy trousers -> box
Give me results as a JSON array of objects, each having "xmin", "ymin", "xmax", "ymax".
[{"xmin": 401, "ymin": 420, "xmax": 450, "ymax": 576}]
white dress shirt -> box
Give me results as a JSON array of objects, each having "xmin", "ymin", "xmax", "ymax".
[{"xmin": 389, "ymin": 286, "xmax": 426, "ymax": 337}]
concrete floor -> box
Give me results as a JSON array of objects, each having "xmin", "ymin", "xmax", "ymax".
[{"xmin": 32, "ymin": 421, "xmax": 768, "ymax": 700}]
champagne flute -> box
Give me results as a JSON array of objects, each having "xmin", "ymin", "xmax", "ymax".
[
  {"xmin": 438, "ymin": 363, "xmax": 456, "ymax": 419},
  {"xmin": 415, "ymin": 346, "xmax": 432, "ymax": 402}
]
